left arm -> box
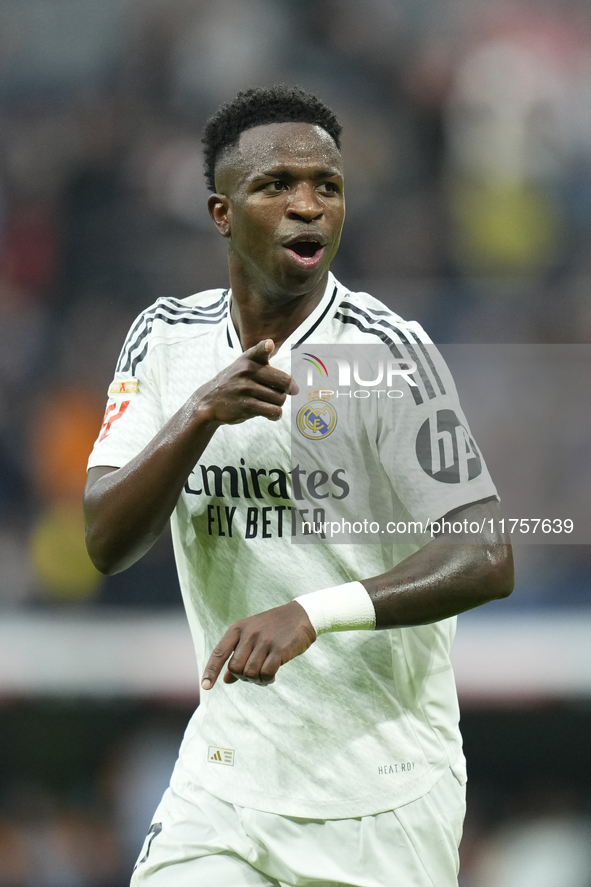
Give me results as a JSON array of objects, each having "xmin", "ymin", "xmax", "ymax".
[{"xmin": 200, "ymin": 497, "xmax": 513, "ymax": 689}]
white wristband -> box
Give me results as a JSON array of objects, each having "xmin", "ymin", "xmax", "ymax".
[{"xmin": 295, "ymin": 581, "xmax": 376, "ymax": 635}]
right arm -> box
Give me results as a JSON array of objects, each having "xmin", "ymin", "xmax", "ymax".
[{"xmin": 83, "ymin": 339, "xmax": 295, "ymax": 575}]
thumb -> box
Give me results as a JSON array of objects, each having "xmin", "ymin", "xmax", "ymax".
[{"xmin": 246, "ymin": 338, "xmax": 274, "ymax": 366}]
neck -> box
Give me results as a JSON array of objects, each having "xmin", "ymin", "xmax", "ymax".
[{"xmin": 228, "ymin": 269, "xmax": 330, "ymax": 352}]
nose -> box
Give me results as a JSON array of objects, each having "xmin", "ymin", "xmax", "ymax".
[{"xmin": 286, "ymin": 183, "xmax": 323, "ymax": 222}]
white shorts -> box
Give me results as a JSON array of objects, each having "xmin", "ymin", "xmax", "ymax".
[{"xmin": 130, "ymin": 765, "xmax": 466, "ymax": 887}]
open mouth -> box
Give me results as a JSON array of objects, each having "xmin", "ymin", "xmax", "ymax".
[
  {"xmin": 284, "ymin": 239, "xmax": 325, "ymax": 269},
  {"xmin": 288, "ymin": 241, "xmax": 322, "ymax": 258}
]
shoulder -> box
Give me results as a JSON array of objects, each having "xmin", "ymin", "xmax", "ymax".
[
  {"xmin": 116, "ymin": 288, "xmax": 229, "ymax": 375},
  {"xmin": 136, "ymin": 288, "xmax": 229, "ymax": 329},
  {"xmin": 332, "ymin": 281, "xmax": 433, "ymax": 346}
]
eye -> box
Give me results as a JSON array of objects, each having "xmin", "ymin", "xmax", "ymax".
[
  {"xmin": 264, "ymin": 180, "xmax": 288, "ymax": 192},
  {"xmin": 319, "ymin": 181, "xmax": 340, "ymax": 194}
]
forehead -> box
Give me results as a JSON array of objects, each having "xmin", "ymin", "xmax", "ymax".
[{"xmin": 220, "ymin": 122, "xmax": 343, "ymax": 188}]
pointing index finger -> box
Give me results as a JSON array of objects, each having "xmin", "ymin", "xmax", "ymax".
[
  {"xmin": 245, "ymin": 339, "xmax": 299, "ymax": 395},
  {"xmin": 201, "ymin": 627, "xmax": 240, "ymax": 690}
]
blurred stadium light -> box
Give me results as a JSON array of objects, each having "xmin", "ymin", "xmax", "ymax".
[
  {"xmin": 0, "ymin": 612, "xmax": 198, "ymax": 697},
  {"xmin": 1, "ymin": 611, "xmax": 591, "ymax": 701}
]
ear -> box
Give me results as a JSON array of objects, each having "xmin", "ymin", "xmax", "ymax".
[{"xmin": 208, "ymin": 193, "xmax": 232, "ymax": 238}]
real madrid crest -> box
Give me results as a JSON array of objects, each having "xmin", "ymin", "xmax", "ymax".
[{"xmin": 296, "ymin": 400, "xmax": 338, "ymax": 440}]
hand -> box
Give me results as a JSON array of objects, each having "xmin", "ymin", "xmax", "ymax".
[
  {"xmin": 196, "ymin": 339, "xmax": 298, "ymax": 426},
  {"xmin": 200, "ymin": 601, "xmax": 317, "ymax": 689}
]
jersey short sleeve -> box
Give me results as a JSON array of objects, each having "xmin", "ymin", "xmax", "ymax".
[
  {"xmin": 376, "ymin": 324, "xmax": 498, "ymax": 523},
  {"xmin": 87, "ymin": 311, "xmax": 164, "ymax": 471}
]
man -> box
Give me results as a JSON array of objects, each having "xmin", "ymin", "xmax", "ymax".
[{"xmin": 84, "ymin": 85, "xmax": 513, "ymax": 887}]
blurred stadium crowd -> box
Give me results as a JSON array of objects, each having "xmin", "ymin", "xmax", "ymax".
[{"xmin": 0, "ymin": 0, "xmax": 591, "ymax": 884}]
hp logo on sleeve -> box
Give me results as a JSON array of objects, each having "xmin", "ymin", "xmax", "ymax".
[{"xmin": 416, "ymin": 409, "xmax": 482, "ymax": 484}]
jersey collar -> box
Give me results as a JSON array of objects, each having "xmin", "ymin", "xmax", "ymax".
[{"xmin": 225, "ymin": 272, "xmax": 343, "ymax": 355}]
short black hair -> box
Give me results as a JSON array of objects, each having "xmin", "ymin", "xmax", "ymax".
[{"xmin": 202, "ymin": 85, "xmax": 342, "ymax": 192}]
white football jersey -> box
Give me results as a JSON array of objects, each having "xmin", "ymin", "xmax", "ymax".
[{"xmin": 88, "ymin": 272, "xmax": 497, "ymax": 818}]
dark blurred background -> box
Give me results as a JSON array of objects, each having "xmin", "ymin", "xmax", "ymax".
[{"xmin": 0, "ymin": 0, "xmax": 590, "ymax": 884}]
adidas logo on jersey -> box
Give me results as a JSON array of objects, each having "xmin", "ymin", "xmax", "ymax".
[{"xmin": 208, "ymin": 746, "xmax": 235, "ymax": 766}]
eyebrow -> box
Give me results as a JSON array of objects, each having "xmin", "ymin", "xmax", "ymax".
[{"xmin": 251, "ymin": 168, "xmax": 343, "ymax": 182}]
